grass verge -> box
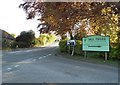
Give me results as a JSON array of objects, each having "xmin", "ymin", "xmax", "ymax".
[{"xmin": 55, "ymin": 48, "xmax": 118, "ymax": 67}]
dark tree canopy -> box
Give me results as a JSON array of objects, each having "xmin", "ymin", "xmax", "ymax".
[{"xmin": 16, "ymin": 30, "xmax": 35, "ymax": 48}]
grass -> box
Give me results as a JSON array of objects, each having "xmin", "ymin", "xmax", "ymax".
[{"xmin": 55, "ymin": 48, "xmax": 118, "ymax": 67}]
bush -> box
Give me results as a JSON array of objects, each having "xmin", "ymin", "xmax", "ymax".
[
  {"xmin": 40, "ymin": 34, "xmax": 47, "ymax": 45},
  {"xmin": 47, "ymin": 34, "xmax": 56, "ymax": 43},
  {"xmin": 11, "ymin": 41, "xmax": 17, "ymax": 49},
  {"xmin": 59, "ymin": 39, "xmax": 120, "ymax": 60},
  {"xmin": 35, "ymin": 35, "xmax": 47, "ymax": 46},
  {"xmin": 2, "ymin": 39, "xmax": 10, "ymax": 49},
  {"xmin": 109, "ymin": 44, "xmax": 120, "ymax": 60},
  {"xmin": 74, "ymin": 40, "xmax": 83, "ymax": 55},
  {"xmin": 59, "ymin": 39, "xmax": 84, "ymax": 55},
  {"xmin": 2, "ymin": 38, "xmax": 14, "ymax": 49},
  {"xmin": 17, "ymin": 42, "xmax": 30, "ymax": 48},
  {"xmin": 59, "ymin": 38, "xmax": 68, "ymax": 52},
  {"xmin": 34, "ymin": 38, "xmax": 41, "ymax": 46}
]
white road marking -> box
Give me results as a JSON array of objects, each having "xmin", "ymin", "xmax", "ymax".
[
  {"xmin": 45, "ymin": 54, "xmax": 52, "ymax": 57},
  {"xmin": 8, "ymin": 51, "xmax": 23, "ymax": 54},
  {"xmin": 38, "ymin": 57, "xmax": 42, "ymax": 59},
  {"xmin": 48, "ymin": 54, "xmax": 52, "ymax": 56},
  {"xmin": 8, "ymin": 49, "xmax": 42, "ymax": 54},
  {"xmin": 33, "ymin": 59, "xmax": 36, "ymax": 61},
  {"xmin": 46, "ymin": 55, "xmax": 49, "ymax": 57},
  {"xmin": 43, "ymin": 56, "xmax": 47, "ymax": 58},
  {"xmin": 25, "ymin": 50, "xmax": 32, "ymax": 52},
  {"xmin": 7, "ymin": 68, "xmax": 12, "ymax": 71},
  {"xmin": 17, "ymin": 58, "xmax": 33, "ymax": 64},
  {"xmin": 14, "ymin": 65, "xmax": 20, "ymax": 68},
  {"xmin": 26, "ymin": 49, "xmax": 41, "ymax": 52}
]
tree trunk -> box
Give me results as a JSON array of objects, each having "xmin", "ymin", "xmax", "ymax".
[{"xmin": 69, "ymin": 30, "xmax": 74, "ymax": 40}]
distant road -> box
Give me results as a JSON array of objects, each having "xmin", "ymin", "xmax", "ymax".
[{"xmin": 2, "ymin": 42, "xmax": 118, "ymax": 83}]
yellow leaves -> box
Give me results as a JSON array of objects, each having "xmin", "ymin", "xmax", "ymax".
[
  {"xmin": 101, "ymin": 9, "xmax": 107, "ymax": 15},
  {"xmin": 110, "ymin": 25, "xmax": 119, "ymax": 32},
  {"xmin": 101, "ymin": 7, "xmax": 112, "ymax": 15},
  {"xmin": 111, "ymin": 14, "xmax": 118, "ymax": 23},
  {"xmin": 110, "ymin": 32, "xmax": 118, "ymax": 43},
  {"xmin": 107, "ymin": 7, "xmax": 112, "ymax": 12},
  {"xmin": 113, "ymin": 15, "xmax": 118, "ymax": 21},
  {"xmin": 101, "ymin": 2, "xmax": 105, "ymax": 6}
]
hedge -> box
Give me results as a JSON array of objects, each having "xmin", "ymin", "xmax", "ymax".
[
  {"xmin": 59, "ymin": 39, "xmax": 84, "ymax": 55},
  {"xmin": 2, "ymin": 38, "xmax": 14, "ymax": 49},
  {"xmin": 74, "ymin": 40, "xmax": 83, "ymax": 55},
  {"xmin": 59, "ymin": 39, "xmax": 120, "ymax": 60},
  {"xmin": 59, "ymin": 38, "xmax": 68, "ymax": 52},
  {"xmin": 109, "ymin": 44, "xmax": 120, "ymax": 60}
]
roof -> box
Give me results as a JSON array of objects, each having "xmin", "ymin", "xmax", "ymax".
[{"xmin": 0, "ymin": 29, "xmax": 15, "ymax": 40}]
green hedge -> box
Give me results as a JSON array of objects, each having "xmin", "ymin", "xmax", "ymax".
[
  {"xmin": 109, "ymin": 44, "xmax": 120, "ymax": 60},
  {"xmin": 59, "ymin": 39, "xmax": 84, "ymax": 55},
  {"xmin": 11, "ymin": 41, "xmax": 17, "ymax": 49},
  {"xmin": 59, "ymin": 38, "xmax": 68, "ymax": 52},
  {"xmin": 2, "ymin": 38, "xmax": 14, "ymax": 50},
  {"xmin": 59, "ymin": 39, "xmax": 119, "ymax": 60},
  {"xmin": 74, "ymin": 40, "xmax": 83, "ymax": 55}
]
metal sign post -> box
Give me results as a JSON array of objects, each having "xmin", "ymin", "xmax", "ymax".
[
  {"xmin": 105, "ymin": 52, "xmax": 107, "ymax": 60},
  {"xmin": 69, "ymin": 45, "xmax": 70, "ymax": 54},
  {"xmin": 84, "ymin": 51, "xmax": 87, "ymax": 58},
  {"xmin": 71, "ymin": 46, "xmax": 74, "ymax": 56},
  {"xmin": 67, "ymin": 40, "xmax": 76, "ymax": 56}
]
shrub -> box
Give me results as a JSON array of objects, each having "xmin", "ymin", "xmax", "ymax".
[
  {"xmin": 2, "ymin": 39, "xmax": 10, "ymax": 49},
  {"xmin": 38, "ymin": 34, "xmax": 48, "ymax": 45},
  {"xmin": 41, "ymin": 35, "xmax": 47, "ymax": 45},
  {"xmin": 59, "ymin": 39, "xmax": 83, "ymax": 54},
  {"xmin": 74, "ymin": 40, "xmax": 83, "ymax": 55},
  {"xmin": 17, "ymin": 42, "xmax": 30, "ymax": 48},
  {"xmin": 59, "ymin": 39, "xmax": 120, "ymax": 60},
  {"xmin": 109, "ymin": 44, "xmax": 120, "ymax": 60},
  {"xmin": 11, "ymin": 41, "xmax": 17, "ymax": 49},
  {"xmin": 47, "ymin": 34, "xmax": 56, "ymax": 43},
  {"xmin": 2, "ymin": 38, "xmax": 14, "ymax": 49},
  {"xmin": 59, "ymin": 38, "xmax": 68, "ymax": 52},
  {"xmin": 34, "ymin": 38, "xmax": 41, "ymax": 46}
]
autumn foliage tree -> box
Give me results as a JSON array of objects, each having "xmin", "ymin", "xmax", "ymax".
[{"xmin": 19, "ymin": 1, "xmax": 120, "ymax": 42}]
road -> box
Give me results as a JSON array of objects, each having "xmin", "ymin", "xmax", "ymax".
[{"xmin": 2, "ymin": 42, "xmax": 118, "ymax": 83}]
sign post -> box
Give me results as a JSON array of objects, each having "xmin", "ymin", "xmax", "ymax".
[
  {"xmin": 67, "ymin": 40, "xmax": 76, "ymax": 56},
  {"xmin": 84, "ymin": 51, "xmax": 87, "ymax": 58},
  {"xmin": 105, "ymin": 52, "xmax": 107, "ymax": 61},
  {"xmin": 82, "ymin": 35, "xmax": 110, "ymax": 60},
  {"xmin": 71, "ymin": 46, "xmax": 75, "ymax": 56}
]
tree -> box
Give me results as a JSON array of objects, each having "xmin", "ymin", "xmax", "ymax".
[
  {"xmin": 15, "ymin": 30, "xmax": 35, "ymax": 48},
  {"xmin": 19, "ymin": 1, "xmax": 120, "ymax": 41}
]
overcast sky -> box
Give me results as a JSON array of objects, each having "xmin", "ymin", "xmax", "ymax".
[{"xmin": 0, "ymin": 0, "xmax": 40, "ymax": 37}]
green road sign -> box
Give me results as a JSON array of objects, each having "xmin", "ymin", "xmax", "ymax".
[{"xmin": 82, "ymin": 35, "xmax": 110, "ymax": 52}]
